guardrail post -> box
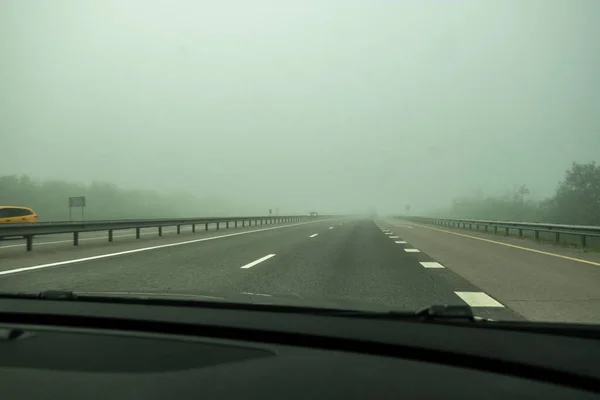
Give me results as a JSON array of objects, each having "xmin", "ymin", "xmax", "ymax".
[
  {"xmin": 226, "ymin": 221, "xmax": 229, "ymax": 229},
  {"xmin": 192, "ymin": 224, "xmax": 195, "ymax": 233},
  {"xmin": 518, "ymin": 229, "xmax": 523, "ymax": 237},
  {"xmin": 74, "ymin": 232, "xmax": 79, "ymax": 246},
  {"xmin": 235, "ymin": 221, "xmax": 238, "ymax": 228},
  {"xmin": 217, "ymin": 222, "xmax": 220, "ymax": 230},
  {"xmin": 484, "ymin": 225, "xmax": 488, "ymax": 232},
  {"xmin": 261, "ymin": 219, "xmax": 263, "ymax": 225},
  {"xmin": 505, "ymin": 227, "xmax": 509, "ymax": 236},
  {"xmin": 158, "ymin": 227, "xmax": 162, "ymax": 236},
  {"xmin": 26, "ymin": 235, "xmax": 33, "ymax": 251},
  {"xmin": 136, "ymin": 228, "xmax": 141, "ymax": 239},
  {"xmin": 494, "ymin": 226, "xmax": 498, "ymax": 234},
  {"xmin": 469, "ymin": 223, "xmax": 472, "ymax": 230},
  {"xmin": 205, "ymin": 223, "xmax": 208, "ymax": 231},
  {"xmin": 177, "ymin": 225, "xmax": 181, "ymax": 234},
  {"xmin": 581, "ymin": 235, "xmax": 586, "ymax": 247},
  {"xmin": 534, "ymin": 230, "xmax": 539, "ymax": 241},
  {"xmin": 108, "ymin": 230, "xmax": 113, "ymax": 242},
  {"xmin": 242, "ymin": 220, "xmax": 245, "ymax": 227},
  {"xmin": 555, "ymin": 232, "xmax": 560, "ymax": 243}
]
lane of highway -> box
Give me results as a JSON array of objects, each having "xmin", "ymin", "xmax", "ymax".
[
  {"xmin": 0, "ymin": 218, "xmax": 315, "ymax": 269},
  {"xmin": 381, "ymin": 218, "xmax": 600, "ymax": 323},
  {"xmin": 0, "ymin": 218, "xmax": 520, "ymax": 321}
]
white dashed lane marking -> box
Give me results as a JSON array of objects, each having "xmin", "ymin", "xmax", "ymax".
[
  {"xmin": 419, "ymin": 262, "xmax": 444, "ymax": 269},
  {"xmin": 395, "ymin": 241, "xmax": 407, "ymax": 244},
  {"xmin": 455, "ymin": 291, "xmax": 504, "ymax": 307},
  {"xmin": 404, "ymin": 249, "xmax": 420, "ymax": 253},
  {"xmin": 309, "ymin": 234, "xmax": 318, "ymax": 238}
]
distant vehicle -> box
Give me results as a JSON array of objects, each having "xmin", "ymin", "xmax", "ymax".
[
  {"xmin": 0, "ymin": 206, "xmax": 39, "ymax": 224},
  {"xmin": 308, "ymin": 212, "xmax": 318, "ymax": 217}
]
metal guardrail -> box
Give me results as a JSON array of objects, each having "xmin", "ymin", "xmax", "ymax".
[
  {"xmin": 0, "ymin": 215, "xmax": 314, "ymax": 251},
  {"xmin": 400, "ymin": 216, "xmax": 600, "ymax": 248}
]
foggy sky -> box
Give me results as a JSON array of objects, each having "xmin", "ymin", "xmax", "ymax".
[{"xmin": 2, "ymin": 0, "xmax": 599, "ymax": 215}]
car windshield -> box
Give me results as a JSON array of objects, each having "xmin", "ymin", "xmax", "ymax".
[{"xmin": 1, "ymin": 0, "xmax": 599, "ymax": 324}]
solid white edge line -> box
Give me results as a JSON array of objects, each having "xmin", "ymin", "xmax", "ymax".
[
  {"xmin": 404, "ymin": 249, "xmax": 420, "ymax": 252},
  {"xmin": 455, "ymin": 291, "xmax": 504, "ymax": 307},
  {"xmin": 240, "ymin": 254, "xmax": 276, "ymax": 269},
  {"xmin": 0, "ymin": 218, "xmax": 338, "ymax": 277},
  {"xmin": 419, "ymin": 262, "xmax": 444, "ymax": 269},
  {"xmin": 395, "ymin": 241, "xmax": 407, "ymax": 244}
]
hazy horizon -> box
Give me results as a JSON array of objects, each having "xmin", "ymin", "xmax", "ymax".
[{"xmin": 2, "ymin": 0, "xmax": 599, "ymax": 215}]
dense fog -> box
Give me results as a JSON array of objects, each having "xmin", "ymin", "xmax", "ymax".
[{"xmin": 2, "ymin": 0, "xmax": 598, "ymax": 218}]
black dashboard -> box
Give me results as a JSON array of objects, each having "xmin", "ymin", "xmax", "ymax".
[{"xmin": 1, "ymin": 297, "xmax": 600, "ymax": 399}]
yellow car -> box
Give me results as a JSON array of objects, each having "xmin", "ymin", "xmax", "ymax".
[{"xmin": 0, "ymin": 206, "xmax": 39, "ymax": 223}]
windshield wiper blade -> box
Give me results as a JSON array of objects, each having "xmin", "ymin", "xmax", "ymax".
[
  {"xmin": 321, "ymin": 305, "xmax": 493, "ymax": 322},
  {"xmin": 416, "ymin": 304, "xmax": 482, "ymax": 320},
  {"xmin": 0, "ymin": 290, "xmax": 78, "ymax": 300},
  {"xmin": 0, "ymin": 292, "xmax": 492, "ymax": 322}
]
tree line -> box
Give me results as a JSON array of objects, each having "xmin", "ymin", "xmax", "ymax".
[
  {"xmin": 435, "ymin": 161, "xmax": 600, "ymax": 226},
  {"xmin": 0, "ymin": 175, "xmax": 252, "ymax": 221}
]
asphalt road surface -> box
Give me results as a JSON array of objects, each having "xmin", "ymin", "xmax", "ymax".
[{"xmin": 2, "ymin": 217, "xmax": 600, "ymax": 323}]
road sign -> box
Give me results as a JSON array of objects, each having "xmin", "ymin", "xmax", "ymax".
[
  {"xmin": 68, "ymin": 196, "xmax": 86, "ymax": 222},
  {"xmin": 69, "ymin": 196, "xmax": 86, "ymax": 207}
]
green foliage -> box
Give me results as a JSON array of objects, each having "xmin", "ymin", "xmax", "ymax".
[
  {"xmin": 549, "ymin": 162, "xmax": 600, "ymax": 225},
  {"xmin": 0, "ymin": 175, "xmax": 246, "ymax": 221},
  {"xmin": 442, "ymin": 186, "xmax": 542, "ymax": 222},
  {"xmin": 436, "ymin": 162, "xmax": 600, "ymax": 225}
]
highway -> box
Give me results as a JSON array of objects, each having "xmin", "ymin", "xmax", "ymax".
[{"xmin": 2, "ymin": 217, "xmax": 600, "ymax": 323}]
